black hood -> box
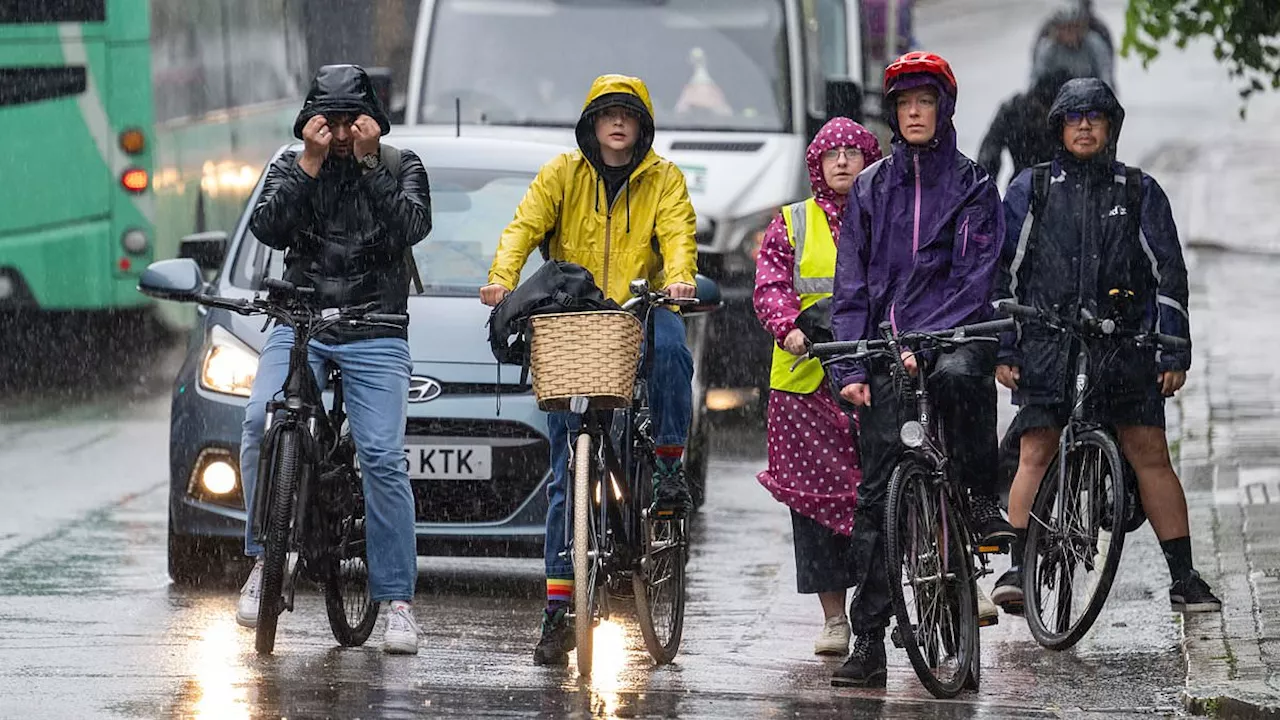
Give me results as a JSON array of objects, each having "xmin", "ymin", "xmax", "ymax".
[
  {"xmin": 574, "ymin": 91, "xmax": 654, "ymax": 177},
  {"xmin": 1048, "ymin": 77, "xmax": 1124, "ymax": 163},
  {"xmin": 293, "ymin": 64, "xmax": 391, "ymax": 140}
]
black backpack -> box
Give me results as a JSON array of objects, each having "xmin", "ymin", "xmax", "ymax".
[{"xmin": 486, "ymin": 260, "xmax": 618, "ymax": 368}]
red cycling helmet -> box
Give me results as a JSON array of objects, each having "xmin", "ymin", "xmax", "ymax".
[{"xmin": 883, "ymin": 51, "xmax": 958, "ymax": 97}]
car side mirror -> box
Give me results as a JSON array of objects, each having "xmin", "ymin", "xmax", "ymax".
[
  {"xmin": 179, "ymin": 230, "xmax": 228, "ymax": 273},
  {"xmin": 137, "ymin": 258, "xmax": 205, "ymax": 302},
  {"xmin": 686, "ymin": 274, "xmax": 723, "ymax": 315},
  {"xmin": 825, "ymin": 77, "xmax": 864, "ymax": 123}
]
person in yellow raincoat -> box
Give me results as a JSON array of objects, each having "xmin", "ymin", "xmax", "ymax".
[{"xmin": 480, "ymin": 74, "xmax": 699, "ymax": 666}]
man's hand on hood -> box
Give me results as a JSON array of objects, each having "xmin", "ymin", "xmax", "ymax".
[
  {"xmin": 352, "ymin": 115, "xmax": 381, "ymax": 161},
  {"xmin": 300, "ymin": 115, "xmax": 331, "ymax": 178}
]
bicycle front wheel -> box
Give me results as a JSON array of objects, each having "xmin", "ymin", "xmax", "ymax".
[
  {"xmin": 1023, "ymin": 428, "xmax": 1127, "ymax": 650},
  {"xmin": 633, "ymin": 458, "xmax": 687, "ymax": 665},
  {"xmin": 885, "ymin": 460, "xmax": 978, "ymax": 699},
  {"xmin": 572, "ymin": 431, "xmax": 597, "ymax": 677},
  {"xmin": 256, "ymin": 426, "xmax": 301, "ymax": 655}
]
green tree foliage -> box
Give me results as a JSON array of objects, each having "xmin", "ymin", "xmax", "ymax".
[{"xmin": 1124, "ymin": 0, "xmax": 1280, "ymax": 106}]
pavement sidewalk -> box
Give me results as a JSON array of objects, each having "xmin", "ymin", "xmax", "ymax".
[{"xmin": 1151, "ymin": 133, "xmax": 1280, "ymax": 718}]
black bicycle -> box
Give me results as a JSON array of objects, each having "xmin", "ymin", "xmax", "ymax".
[
  {"xmin": 535, "ymin": 279, "xmax": 717, "ymax": 676},
  {"xmin": 178, "ymin": 280, "xmax": 406, "ymax": 654},
  {"xmin": 996, "ymin": 299, "xmax": 1188, "ymax": 650},
  {"xmin": 809, "ymin": 316, "xmax": 1014, "ymax": 698}
]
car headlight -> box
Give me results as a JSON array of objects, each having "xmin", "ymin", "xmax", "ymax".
[{"xmin": 200, "ymin": 325, "xmax": 259, "ymax": 397}]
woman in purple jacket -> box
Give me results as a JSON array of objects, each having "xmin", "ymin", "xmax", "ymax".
[{"xmin": 829, "ymin": 52, "xmax": 1011, "ymax": 689}]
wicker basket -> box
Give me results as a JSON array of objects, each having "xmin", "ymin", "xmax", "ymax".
[{"xmin": 529, "ymin": 311, "xmax": 643, "ymax": 411}]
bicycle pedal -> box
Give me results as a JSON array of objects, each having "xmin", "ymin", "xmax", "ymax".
[
  {"xmin": 1001, "ymin": 602, "xmax": 1025, "ymax": 617},
  {"xmin": 890, "ymin": 624, "xmax": 908, "ymax": 649},
  {"xmin": 978, "ymin": 614, "xmax": 999, "ymax": 628},
  {"xmin": 977, "ymin": 544, "xmax": 1007, "ymax": 555}
]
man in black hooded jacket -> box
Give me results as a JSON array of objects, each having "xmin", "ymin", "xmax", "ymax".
[
  {"xmin": 990, "ymin": 78, "xmax": 1220, "ymax": 616},
  {"xmin": 237, "ymin": 65, "xmax": 432, "ymax": 655},
  {"xmin": 977, "ymin": 67, "xmax": 1076, "ymax": 182}
]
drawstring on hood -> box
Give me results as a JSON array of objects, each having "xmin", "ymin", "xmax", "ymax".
[
  {"xmin": 293, "ymin": 64, "xmax": 391, "ymax": 140},
  {"xmin": 574, "ymin": 76, "xmax": 657, "ymax": 230}
]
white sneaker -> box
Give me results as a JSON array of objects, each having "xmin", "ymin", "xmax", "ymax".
[
  {"xmin": 814, "ymin": 614, "xmax": 851, "ymax": 656},
  {"xmin": 236, "ymin": 560, "xmax": 264, "ymax": 629},
  {"xmin": 976, "ymin": 583, "xmax": 999, "ymax": 627},
  {"xmin": 383, "ymin": 603, "xmax": 420, "ymax": 655}
]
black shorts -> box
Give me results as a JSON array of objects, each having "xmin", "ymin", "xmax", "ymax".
[
  {"xmin": 1015, "ymin": 387, "xmax": 1166, "ymax": 431},
  {"xmin": 791, "ymin": 510, "xmax": 855, "ymax": 595}
]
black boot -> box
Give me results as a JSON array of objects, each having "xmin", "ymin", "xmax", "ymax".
[
  {"xmin": 831, "ymin": 630, "xmax": 888, "ymax": 688},
  {"xmin": 971, "ymin": 493, "xmax": 1016, "ymax": 547},
  {"xmin": 653, "ymin": 457, "xmax": 692, "ymax": 518},
  {"xmin": 533, "ymin": 607, "xmax": 575, "ymax": 666}
]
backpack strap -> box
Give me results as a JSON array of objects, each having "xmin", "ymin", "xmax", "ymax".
[
  {"xmin": 378, "ymin": 144, "xmax": 424, "ymax": 295},
  {"xmin": 1124, "ymin": 165, "xmax": 1143, "ymax": 242}
]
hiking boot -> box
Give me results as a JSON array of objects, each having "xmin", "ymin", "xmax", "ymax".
[
  {"xmin": 1170, "ymin": 571, "xmax": 1222, "ymax": 613},
  {"xmin": 382, "ymin": 603, "xmax": 420, "ymax": 655},
  {"xmin": 533, "ymin": 607, "xmax": 576, "ymax": 666},
  {"xmin": 814, "ymin": 614, "xmax": 851, "ymax": 656},
  {"xmin": 831, "ymin": 631, "xmax": 887, "ymax": 688},
  {"xmin": 975, "ymin": 583, "xmax": 999, "ymax": 627},
  {"xmin": 991, "ymin": 568, "xmax": 1024, "ymax": 615},
  {"xmin": 652, "ymin": 458, "xmax": 692, "ymax": 518},
  {"xmin": 235, "ymin": 559, "xmax": 263, "ymax": 629},
  {"xmin": 971, "ymin": 493, "xmax": 1016, "ymax": 548}
]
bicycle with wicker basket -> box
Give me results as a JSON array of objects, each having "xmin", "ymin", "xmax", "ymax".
[{"xmin": 528, "ymin": 277, "xmax": 719, "ymax": 676}]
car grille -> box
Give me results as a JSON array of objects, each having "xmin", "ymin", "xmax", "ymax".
[{"xmin": 405, "ymin": 419, "xmax": 547, "ymax": 524}]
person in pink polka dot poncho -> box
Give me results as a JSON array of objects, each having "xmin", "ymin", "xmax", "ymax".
[{"xmin": 753, "ymin": 116, "xmax": 883, "ymax": 656}]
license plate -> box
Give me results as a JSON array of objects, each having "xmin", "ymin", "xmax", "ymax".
[{"xmin": 403, "ymin": 444, "xmax": 492, "ymax": 480}]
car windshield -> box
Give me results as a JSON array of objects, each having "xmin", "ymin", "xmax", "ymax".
[
  {"xmin": 230, "ymin": 167, "xmax": 541, "ymax": 296},
  {"xmin": 419, "ymin": 0, "xmax": 790, "ymax": 133}
]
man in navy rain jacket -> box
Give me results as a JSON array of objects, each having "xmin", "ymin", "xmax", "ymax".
[{"xmin": 989, "ymin": 77, "xmax": 1220, "ymax": 616}]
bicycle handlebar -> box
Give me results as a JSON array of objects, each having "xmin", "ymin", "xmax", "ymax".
[
  {"xmin": 994, "ymin": 300, "xmax": 1188, "ymax": 350},
  {"xmin": 807, "ymin": 317, "xmax": 1016, "ymax": 360},
  {"xmin": 193, "ymin": 290, "xmax": 408, "ymax": 336}
]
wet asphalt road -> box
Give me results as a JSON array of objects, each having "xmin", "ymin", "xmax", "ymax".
[{"xmin": 5, "ymin": 0, "xmax": 1279, "ymax": 716}]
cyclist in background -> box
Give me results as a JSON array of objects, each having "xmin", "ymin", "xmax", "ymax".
[
  {"xmin": 990, "ymin": 77, "xmax": 1220, "ymax": 615},
  {"xmin": 480, "ymin": 74, "xmax": 699, "ymax": 666},
  {"xmin": 829, "ymin": 51, "xmax": 1012, "ymax": 688}
]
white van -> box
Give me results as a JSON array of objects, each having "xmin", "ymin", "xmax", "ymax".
[{"xmin": 401, "ymin": 0, "xmax": 877, "ymax": 411}]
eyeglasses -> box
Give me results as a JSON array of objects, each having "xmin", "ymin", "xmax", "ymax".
[
  {"xmin": 1063, "ymin": 110, "xmax": 1106, "ymax": 126},
  {"xmin": 821, "ymin": 147, "xmax": 861, "ymax": 162}
]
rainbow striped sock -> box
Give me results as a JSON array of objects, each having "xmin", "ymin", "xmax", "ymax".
[{"xmin": 547, "ymin": 578, "xmax": 573, "ymax": 609}]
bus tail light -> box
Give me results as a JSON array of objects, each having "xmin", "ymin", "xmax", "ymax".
[
  {"xmin": 121, "ymin": 168, "xmax": 148, "ymax": 193},
  {"xmin": 119, "ymin": 128, "xmax": 145, "ymax": 154}
]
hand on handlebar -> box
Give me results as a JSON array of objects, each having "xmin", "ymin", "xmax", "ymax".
[
  {"xmin": 1160, "ymin": 370, "xmax": 1187, "ymax": 397},
  {"xmin": 996, "ymin": 364, "xmax": 1020, "ymax": 390},
  {"xmin": 480, "ymin": 284, "xmax": 510, "ymax": 307},
  {"xmin": 783, "ymin": 328, "xmax": 807, "ymax": 356},
  {"xmin": 840, "ymin": 382, "xmax": 871, "ymax": 407},
  {"xmin": 665, "ymin": 282, "xmax": 696, "ymax": 300},
  {"xmin": 901, "ymin": 351, "xmax": 918, "ymax": 377}
]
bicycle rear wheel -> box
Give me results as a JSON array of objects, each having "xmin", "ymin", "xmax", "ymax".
[
  {"xmin": 323, "ymin": 507, "xmax": 377, "ymax": 646},
  {"xmin": 1023, "ymin": 428, "xmax": 1127, "ymax": 650},
  {"xmin": 572, "ymin": 431, "xmax": 597, "ymax": 677},
  {"xmin": 633, "ymin": 458, "xmax": 687, "ymax": 665},
  {"xmin": 256, "ymin": 426, "xmax": 301, "ymax": 655},
  {"xmin": 885, "ymin": 460, "xmax": 978, "ymax": 699}
]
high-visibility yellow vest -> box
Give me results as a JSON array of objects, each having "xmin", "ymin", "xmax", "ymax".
[{"xmin": 770, "ymin": 198, "xmax": 837, "ymax": 394}]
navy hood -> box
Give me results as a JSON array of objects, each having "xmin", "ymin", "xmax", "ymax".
[
  {"xmin": 293, "ymin": 64, "xmax": 391, "ymax": 140},
  {"xmin": 1049, "ymin": 77, "xmax": 1124, "ymax": 163}
]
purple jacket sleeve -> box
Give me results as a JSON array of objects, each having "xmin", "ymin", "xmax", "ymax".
[
  {"xmin": 914, "ymin": 178, "xmax": 1005, "ymax": 333},
  {"xmin": 831, "ymin": 190, "xmax": 872, "ymax": 385},
  {"xmin": 753, "ymin": 213, "xmax": 801, "ymax": 345}
]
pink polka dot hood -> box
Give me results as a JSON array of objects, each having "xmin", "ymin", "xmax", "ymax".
[{"xmin": 805, "ymin": 117, "xmax": 882, "ymax": 215}]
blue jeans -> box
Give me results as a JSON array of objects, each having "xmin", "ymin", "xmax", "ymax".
[
  {"xmin": 240, "ymin": 325, "xmax": 417, "ymax": 603},
  {"xmin": 544, "ymin": 308, "xmax": 693, "ymax": 578}
]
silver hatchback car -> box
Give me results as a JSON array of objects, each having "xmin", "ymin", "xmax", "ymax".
[{"xmin": 164, "ymin": 133, "xmax": 714, "ymax": 582}]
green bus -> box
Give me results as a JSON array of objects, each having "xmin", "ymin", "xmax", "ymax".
[{"xmin": 0, "ymin": 0, "xmax": 154, "ymax": 311}]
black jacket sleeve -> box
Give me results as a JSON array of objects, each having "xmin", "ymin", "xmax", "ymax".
[
  {"xmin": 977, "ymin": 101, "xmax": 1014, "ymax": 180},
  {"xmin": 248, "ymin": 151, "xmax": 317, "ymax": 250},
  {"xmin": 1137, "ymin": 174, "xmax": 1192, "ymax": 371},
  {"xmin": 361, "ymin": 148, "xmax": 432, "ymax": 253}
]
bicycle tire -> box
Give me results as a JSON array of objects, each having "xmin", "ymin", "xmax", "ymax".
[
  {"xmin": 884, "ymin": 460, "xmax": 978, "ymax": 698},
  {"xmin": 572, "ymin": 431, "xmax": 595, "ymax": 677},
  {"xmin": 256, "ymin": 426, "xmax": 301, "ymax": 655},
  {"xmin": 1023, "ymin": 428, "xmax": 1127, "ymax": 650},
  {"xmin": 633, "ymin": 458, "xmax": 687, "ymax": 665},
  {"xmin": 323, "ymin": 509, "xmax": 377, "ymax": 647}
]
